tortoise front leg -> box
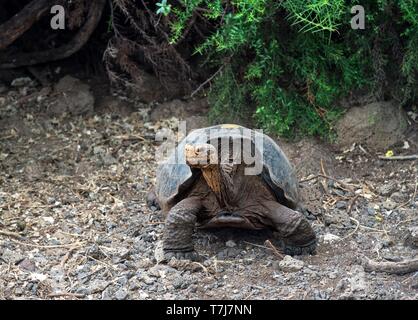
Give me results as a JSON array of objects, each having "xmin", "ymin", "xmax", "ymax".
[
  {"xmin": 163, "ymin": 196, "xmax": 202, "ymax": 261},
  {"xmin": 263, "ymin": 201, "xmax": 317, "ymax": 255}
]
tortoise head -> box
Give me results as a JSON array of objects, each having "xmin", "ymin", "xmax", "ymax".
[{"xmin": 185, "ymin": 143, "xmax": 218, "ymax": 169}]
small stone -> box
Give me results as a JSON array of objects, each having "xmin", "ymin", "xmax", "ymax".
[
  {"xmin": 1, "ymin": 249, "xmax": 25, "ymax": 264},
  {"xmin": 278, "ymin": 255, "xmax": 304, "ymax": 272},
  {"xmin": 323, "ymin": 233, "xmax": 341, "ymax": 244},
  {"xmin": 102, "ymin": 153, "xmax": 118, "ymax": 165},
  {"xmin": 11, "ymin": 77, "xmax": 33, "ymax": 87},
  {"xmin": 172, "ymin": 277, "xmax": 184, "ymax": 289},
  {"xmin": 42, "ymin": 216, "xmax": 55, "ymax": 224},
  {"xmin": 366, "ymin": 207, "xmax": 375, "ymax": 216},
  {"xmin": 142, "ymin": 275, "xmax": 155, "ymax": 285},
  {"xmin": 225, "ymin": 240, "xmax": 237, "ymax": 248},
  {"xmin": 47, "ymin": 197, "xmax": 56, "ymax": 205},
  {"xmin": 383, "ymin": 199, "xmax": 397, "ymax": 211},
  {"xmin": 313, "ymin": 289, "xmax": 329, "ymax": 300},
  {"xmin": 30, "ymin": 273, "xmax": 48, "ymax": 282},
  {"xmin": 16, "ymin": 220, "xmax": 26, "ymax": 231},
  {"xmin": 336, "ymin": 278, "xmax": 349, "ymax": 292},
  {"xmin": 0, "ymin": 97, "xmax": 6, "ymax": 106},
  {"xmin": 335, "ymin": 201, "xmax": 347, "ymax": 209},
  {"xmin": 390, "ymin": 192, "xmax": 404, "ymax": 203},
  {"xmin": 101, "ymin": 286, "xmax": 114, "ymax": 300},
  {"xmin": 93, "ymin": 146, "xmax": 105, "ymax": 155},
  {"xmin": 14, "ymin": 287, "xmax": 24, "ymax": 296},
  {"xmin": 138, "ymin": 291, "xmax": 149, "ymax": 299},
  {"xmin": 377, "ymin": 182, "xmax": 396, "ymax": 196},
  {"xmin": 115, "ymin": 287, "xmax": 128, "ymax": 300}
]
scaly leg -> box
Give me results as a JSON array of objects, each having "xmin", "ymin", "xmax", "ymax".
[
  {"xmin": 163, "ymin": 196, "xmax": 202, "ymax": 261},
  {"xmin": 263, "ymin": 201, "xmax": 317, "ymax": 255}
]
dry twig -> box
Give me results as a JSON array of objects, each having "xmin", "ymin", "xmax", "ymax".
[
  {"xmin": 264, "ymin": 240, "xmax": 285, "ymax": 260},
  {"xmin": 9, "ymin": 239, "xmax": 86, "ymax": 249},
  {"xmin": 378, "ymin": 155, "xmax": 418, "ymax": 161},
  {"xmin": 47, "ymin": 292, "xmax": 85, "ymax": 299},
  {"xmin": 0, "ymin": 230, "xmax": 24, "ymax": 240}
]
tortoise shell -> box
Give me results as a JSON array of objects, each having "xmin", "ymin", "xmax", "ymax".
[{"xmin": 155, "ymin": 124, "xmax": 300, "ymax": 212}]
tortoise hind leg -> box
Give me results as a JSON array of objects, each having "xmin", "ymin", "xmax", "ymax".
[
  {"xmin": 263, "ymin": 201, "xmax": 317, "ymax": 255},
  {"xmin": 163, "ymin": 196, "xmax": 202, "ymax": 261}
]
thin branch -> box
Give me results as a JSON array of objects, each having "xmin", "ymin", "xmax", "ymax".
[
  {"xmin": 190, "ymin": 65, "xmax": 224, "ymax": 97},
  {"xmin": 378, "ymin": 155, "xmax": 418, "ymax": 161},
  {"xmin": 264, "ymin": 240, "xmax": 285, "ymax": 260}
]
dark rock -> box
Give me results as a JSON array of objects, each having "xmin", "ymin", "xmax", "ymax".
[
  {"xmin": 11, "ymin": 77, "xmax": 33, "ymax": 87},
  {"xmin": 366, "ymin": 207, "xmax": 375, "ymax": 216},
  {"xmin": 1, "ymin": 249, "xmax": 25, "ymax": 265},
  {"xmin": 50, "ymin": 76, "xmax": 94, "ymax": 116},
  {"xmin": 336, "ymin": 201, "xmax": 347, "ymax": 209},
  {"xmin": 115, "ymin": 287, "xmax": 128, "ymax": 300},
  {"xmin": 336, "ymin": 101, "xmax": 408, "ymax": 151},
  {"xmin": 225, "ymin": 240, "xmax": 237, "ymax": 248},
  {"xmin": 278, "ymin": 255, "xmax": 304, "ymax": 272},
  {"xmin": 18, "ymin": 259, "xmax": 36, "ymax": 272}
]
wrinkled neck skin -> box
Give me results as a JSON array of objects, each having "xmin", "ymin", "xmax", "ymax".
[{"xmin": 201, "ymin": 164, "xmax": 235, "ymax": 209}]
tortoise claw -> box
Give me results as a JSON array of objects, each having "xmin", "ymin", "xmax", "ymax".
[
  {"xmin": 164, "ymin": 250, "xmax": 201, "ymax": 262},
  {"xmin": 281, "ymin": 238, "xmax": 317, "ymax": 256}
]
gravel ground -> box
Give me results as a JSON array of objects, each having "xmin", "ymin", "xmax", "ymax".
[{"xmin": 0, "ymin": 79, "xmax": 417, "ymax": 300}]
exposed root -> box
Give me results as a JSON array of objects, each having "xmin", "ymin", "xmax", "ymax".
[
  {"xmin": 363, "ymin": 257, "xmax": 418, "ymax": 275},
  {"xmin": 0, "ymin": 0, "xmax": 106, "ymax": 69},
  {"xmin": 0, "ymin": 0, "xmax": 64, "ymax": 50}
]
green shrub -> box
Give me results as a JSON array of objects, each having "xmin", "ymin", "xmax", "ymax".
[{"xmin": 160, "ymin": 0, "xmax": 418, "ymax": 139}]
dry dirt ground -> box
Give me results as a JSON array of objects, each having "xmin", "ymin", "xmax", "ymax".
[{"xmin": 0, "ymin": 79, "xmax": 417, "ymax": 300}]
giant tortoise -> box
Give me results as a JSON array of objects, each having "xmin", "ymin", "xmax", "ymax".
[{"xmin": 148, "ymin": 124, "xmax": 317, "ymax": 260}]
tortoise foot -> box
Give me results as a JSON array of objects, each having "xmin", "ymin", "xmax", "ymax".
[
  {"xmin": 164, "ymin": 249, "xmax": 200, "ymax": 261},
  {"xmin": 281, "ymin": 238, "xmax": 317, "ymax": 256},
  {"xmin": 280, "ymin": 219, "xmax": 317, "ymax": 255}
]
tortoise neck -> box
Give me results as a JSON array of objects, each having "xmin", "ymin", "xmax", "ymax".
[
  {"xmin": 201, "ymin": 165, "xmax": 222, "ymax": 193},
  {"xmin": 201, "ymin": 165, "xmax": 233, "ymax": 208}
]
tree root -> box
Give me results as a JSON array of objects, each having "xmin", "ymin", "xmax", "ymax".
[
  {"xmin": 0, "ymin": 0, "xmax": 63, "ymax": 50},
  {"xmin": 363, "ymin": 257, "xmax": 418, "ymax": 275},
  {"xmin": 0, "ymin": 0, "xmax": 106, "ymax": 69}
]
